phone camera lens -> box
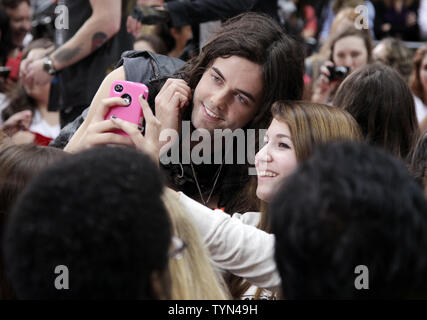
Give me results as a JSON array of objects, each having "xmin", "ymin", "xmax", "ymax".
[
  {"xmin": 121, "ymin": 93, "xmax": 132, "ymax": 105},
  {"xmin": 115, "ymin": 84, "xmax": 123, "ymax": 92}
]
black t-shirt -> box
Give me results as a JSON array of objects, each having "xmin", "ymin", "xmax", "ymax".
[{"xmin": 49, "ymin": 0, "xmax": 134, "ymax": 111}]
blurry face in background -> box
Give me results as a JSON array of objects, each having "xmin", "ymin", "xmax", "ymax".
[
  {"xmin": 420, "ymin": 54, "xmax": 427, "ymax": 95},
  {"xmin": 170, "ymin": 25, "xmax": 192, "ymax": 45},
  {"xmin": 333, "ymin": 36, "xmax": 368, "ymax": 73},
  {"xmin": 5, "ymin": 1, "xmax": 31, "ymax": 49},
  {"xmin": 22, "ymin": 48, "xmax": 50, "ymax": 102},
  {"xmin": 24, "ymin": 79, "xmax": 50, "ymax": 103}
]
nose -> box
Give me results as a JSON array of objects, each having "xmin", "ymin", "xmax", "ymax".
[
  {"xmin": 209, "ymin": 88, "xmax": 228, "ymax": 111},
  {"xmin": 343, "ymin": 55, "xmax": 353, "ymax": 68},
  {"xmin": 23, "ymin": 19, "xmax": 32, "ymax": 32},
  {"xmin": 255, "ymin": 144, "xmax": 272, "ymax": 169}
]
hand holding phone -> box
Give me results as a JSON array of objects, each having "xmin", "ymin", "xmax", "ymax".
[{"xmin": 105, "ymin": 80, "xmax": 149, "ymax": 136}]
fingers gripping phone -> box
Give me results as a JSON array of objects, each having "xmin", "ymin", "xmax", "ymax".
[{"xmin": 105, "ymin": 80, "xmax": 149, "ymax": 136}]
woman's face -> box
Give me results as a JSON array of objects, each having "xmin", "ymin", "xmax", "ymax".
[
  {"xmin": 255, "ymin": 119, "xmax": 298, "ymax": 202},
  {"xmin": 333, "ymin": 36, "xmax": 369, "ymax": 73},
  {"xmin": 22, "ymin": 49, "xmax": 51, "ymax": 102},
  {"xmin": 419, "ymin": 54, "xmax": 427, "ymax": 94},
  {"xmin": 191, "ymin": 56, "xmax": 263, "ymax": 134}
]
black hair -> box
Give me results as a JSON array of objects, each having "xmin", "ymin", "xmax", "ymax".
[
  {"xmin": 4, "ymin": 146, "xmax": 171, "ymax": 299},
  {"xmin": 271, "ymin": 142, "xmax": 427, "ymax": 299}
]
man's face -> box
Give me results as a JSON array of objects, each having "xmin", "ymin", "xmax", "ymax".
[
  {"xmin": 6, "ymin": 1, "xmax": 32, "ymax": 48},
  {"xmin": 191, "ymin": 56, "xmax": 263, "ymax": 135}
]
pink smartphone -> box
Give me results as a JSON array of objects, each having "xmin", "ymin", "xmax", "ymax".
[{"xmin": 105, "ymin": 80, "xmax": 149, "ymax": 136}]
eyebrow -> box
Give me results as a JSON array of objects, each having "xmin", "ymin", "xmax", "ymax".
[
  {"xmin": 276, "ymin": 133, "xmax": 292, "ymax": 140},
  {"xmin": 212, "ymin": 67, "xmax": 256, "ymax": 103},
  {"xmin": 265, "ymin": 133, "xmax": 292, "ymax": 140}
]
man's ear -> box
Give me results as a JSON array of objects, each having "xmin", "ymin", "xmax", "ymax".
[{"xmin": 149, "ymin": 269, "xmax": 171, "ymax": 300}]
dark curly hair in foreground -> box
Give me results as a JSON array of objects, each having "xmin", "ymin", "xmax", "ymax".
[
  {"xmin": 271, "ymin": 142, "xmax": 427, "ymax": 299},
  {"xmin": 4, "ymin": 146, "xmax": 171, "ymax": 299}
]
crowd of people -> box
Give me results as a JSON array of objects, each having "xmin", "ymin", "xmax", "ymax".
[{"xmin": 0, "ymin": 0, "xmax": 427, "ymax": 300}]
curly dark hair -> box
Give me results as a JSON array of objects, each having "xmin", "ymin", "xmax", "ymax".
[
  {"xmin": 271, "ymin": 142, "xmax": 427, "ymax": 299},
  {"xmin": 4, "ymin": 146, "xmax": 171, "ymax": 299}
]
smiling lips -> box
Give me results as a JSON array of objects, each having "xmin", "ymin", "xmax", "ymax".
[
  {"xmin": 257, "ymin": 170, "xmax": 278, "ymax": 178},
  {"xmin": 202, "ymin": 103, "xmax": 223, "ymax": 121}
]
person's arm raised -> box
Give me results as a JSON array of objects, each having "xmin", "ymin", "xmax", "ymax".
[
  {"xmin": 311, "ymin": 61, "xmax": 339, "ymax": 104},
  {"xmin": 22, "ymin": 0, "xmax": 122, "ymax": 87},
  {"xmin": 64, "ymin": 66, "xmax": 126, "ymax": 152}
]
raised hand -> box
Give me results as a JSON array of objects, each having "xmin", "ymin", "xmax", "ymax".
[{"xmin": 154, "ymin": 78, "xmax": 191, "ymax": 138}]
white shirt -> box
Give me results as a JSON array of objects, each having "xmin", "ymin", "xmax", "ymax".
[
  {"xmin": 414, "ymin": 95, "xmax": 427, "ymax": 123},
  {"xmin": 29, "ymin": 109, "xmax": 60, "ymax": 139},
  {"xmin": 178, "ymin": 192, "xmax": 281, "ymax": 292}
]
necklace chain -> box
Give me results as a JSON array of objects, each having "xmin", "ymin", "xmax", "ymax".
[{"xmin": 190, "ymin": 161, "xmax": 224, "ymax": 207}]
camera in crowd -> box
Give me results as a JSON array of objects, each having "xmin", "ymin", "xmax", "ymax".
[{"xmin": 327, "ymin": 65, "xmax": 350, "ymax": 82}]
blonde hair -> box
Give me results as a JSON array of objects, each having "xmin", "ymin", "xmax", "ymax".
[{"xmin": 162, "ymin": 189, "xmax": 230, "ymax": 300}]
